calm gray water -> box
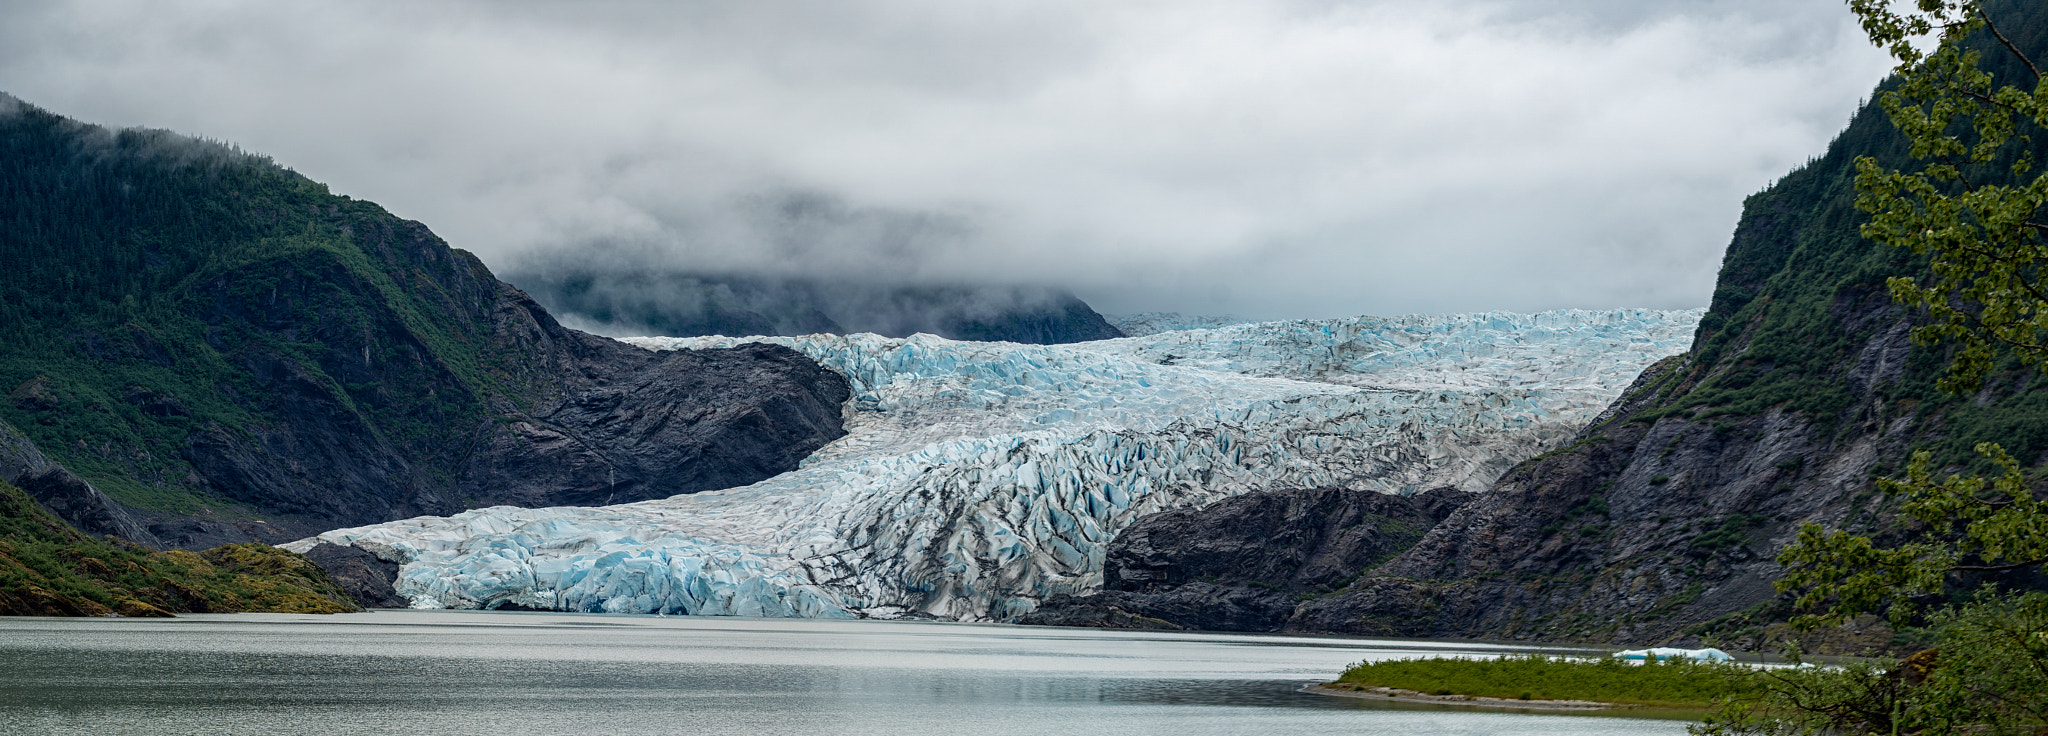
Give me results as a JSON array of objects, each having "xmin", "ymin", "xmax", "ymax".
[{"xmin": 0, "ymin": 611, "xmax": 1688, "ymax": 735}]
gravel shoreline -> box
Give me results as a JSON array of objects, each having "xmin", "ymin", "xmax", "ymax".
[{"xmin": 1303, "ymin": 683, "xmax": 1619, "ymax": 711}]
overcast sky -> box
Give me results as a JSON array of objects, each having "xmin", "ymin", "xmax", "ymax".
[{"xmin": 0, "ymin": 0, "xmax": 1892, "ymax": 320}]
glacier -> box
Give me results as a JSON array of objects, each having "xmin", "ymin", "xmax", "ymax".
[
  {"xmin": 285, "ymin": 308, "xmax": 1702, "ymax": 621},
  {"xmin": 1107, "ymin": 312, "xmax": 1250, "ymax": 337}
]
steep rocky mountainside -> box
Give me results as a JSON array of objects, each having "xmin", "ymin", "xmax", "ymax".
[
  {"xmin": 1037, "ymin": 3, "xmax": 2048, "ymax": 650},
  {"xmin": 1022, "ymin": 487, "xmax": 1473, "ymax": 631},
  {"xmin": 508, "ymin": 268, "xmax": 1125, "ymax": 344},
  {"xmin": 0, "ymin": 96, "xmax": 850, "ymax": 549}
]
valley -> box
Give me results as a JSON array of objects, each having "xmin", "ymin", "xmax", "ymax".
[{"xmin": 288, "ymin": 310, "xmax": 1699, "ymax": 620}]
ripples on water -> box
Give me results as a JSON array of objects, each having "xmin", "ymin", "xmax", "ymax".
[{"xmin": 0, "ymin": 611, "xmax": 1689, "ymax": 736}]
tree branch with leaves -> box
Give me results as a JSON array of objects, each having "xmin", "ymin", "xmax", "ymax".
[{"xmin": 1700, "ymin": 2, "xmax": 2048, "ymax": 733}]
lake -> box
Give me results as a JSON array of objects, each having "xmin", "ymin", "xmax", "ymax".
[{"xmin": 0, "ymin": 611, "xmax": 1691, "ymax": 735}]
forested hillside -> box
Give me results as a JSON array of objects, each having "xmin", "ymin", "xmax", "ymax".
[{"xmin": 0, "ymin": 95, "xmax": 851, "ymax": 549}]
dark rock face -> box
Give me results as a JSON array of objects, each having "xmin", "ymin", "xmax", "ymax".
[
  {"xmin": 454, "ymin": 335, "xmax": 851, "ymax": 509},
  {"xmin": 0, "ymin": 418, "xmax": 162, "ymax": 547},
  {"xmin": 507, "ymin": 270, "xmax": 1126, "ymax": 345},
  {"xmin": 155, "ymin": 274, "xmax": 852, "ymax": 548},
  {"xmin": 302, "ymin": 543, "xmax": 406, "ymax": 609},
  {"xmin": 1278, "ymin": 355, "xmax": 1911, "ymax": 646},
  {"xmin": 1022, "ymin": 486, "xmax": 1473, "ymax": 632}
]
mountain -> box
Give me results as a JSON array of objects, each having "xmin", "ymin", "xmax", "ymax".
[
  {"xmin": 0, "ymin": 95, "xmax": 851, "ymax": 550},
  {"xmin": 1021, "ymin": 486, "xmax": 1476, "ymax": 631},
  {"xmin": 285, "ymin": 309, "xmax": 1699, "ymax": 618},
  {"xmin": 507, "ymin": 269, "xmax": 1125, "ymax": 344},
  {"xmin": 1028, "ymin": 1, "xmax": 2048, "ymax": 650}
]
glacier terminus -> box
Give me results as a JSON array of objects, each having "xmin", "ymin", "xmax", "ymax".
[{"xmin": 285, "ymin": 309, "xmax": 1703, "ymax": 621}]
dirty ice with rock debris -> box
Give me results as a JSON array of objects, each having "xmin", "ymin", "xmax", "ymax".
[{"xmin": 287, "ymin": 309, "xmax": 1702, "ymax": 621}]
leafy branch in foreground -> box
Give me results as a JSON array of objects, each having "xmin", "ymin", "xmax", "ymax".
[
  {"xmin": 1698, "ymin": 593, "xmax": 2048, "ymax": 735},
  {"xmin": 1697, "ymin": 2, "xmax": 2048, "ymax": 733},
  {"xmin": 1778, "ymin": 442, "xmax": 2048, "ymax": 629},
  {"xmin": 1852, "ymin": 0, "xmax": 2048, "ymax": 395}
]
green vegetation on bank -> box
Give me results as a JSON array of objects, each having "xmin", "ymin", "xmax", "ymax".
[
  {"xmin": 0, "ymin": 480, "xmax": 355, "ymax": 616},
  {"xmin": 1334, "ymin": 654, "xmax": 1748, "ymax": 710}
]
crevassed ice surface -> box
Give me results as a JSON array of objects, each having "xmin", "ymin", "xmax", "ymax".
[
  {"xmin": 1107, "ymin": 312, "xmax": 1250, "ymax": 337},
  {"xmin": 287, "ymin": 309, "xmax": 1702, "ymax": 622}
]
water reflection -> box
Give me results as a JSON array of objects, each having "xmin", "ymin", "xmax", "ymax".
[{"xmin": 0, "ymin": 611, "xmax": 1688, "ymax": 736}]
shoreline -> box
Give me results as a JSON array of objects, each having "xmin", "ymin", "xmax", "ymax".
[{"xmin": 1303, "ymin": 682, "xmax": 1620, "ymax": 712}]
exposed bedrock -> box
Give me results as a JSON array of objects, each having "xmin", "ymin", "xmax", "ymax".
[
  {"xmin": 1283, "ymin": 394, "xmax": 1898, "ymax": 646},
  {"xmin": 302, "ymin": 543, "xmax": 407, "ymax": 609},
  {"xmin": 452, "ymin": 336, "xmax": 852, "ymax": 510},
  {"xmin": 151, "ymin": 269, "xmax": 854, "ymax": 549},
  {"xmin": 1022, "ymin": 486, "xmax": 1474, "ymax": 631},
  {"xmin": 0, "ymin": 418, "xmax": 163, "ymax": 547},
  {"xmin": 1032, "ymin": 347, "xmax": 1920, "ymax": 647}
]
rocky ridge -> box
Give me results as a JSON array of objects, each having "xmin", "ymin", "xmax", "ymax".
[
  {"xmin": 509, "ymin": 269, "xmax": 1127, "ymax": 345},
  {"xmin": 1022, "ymin": 486, "xmax": 1474, "ymax": 631}
]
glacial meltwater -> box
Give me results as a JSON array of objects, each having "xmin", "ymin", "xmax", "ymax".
[{"xmin": 0, "ymin": 611, "xmax": 1689, "ymax": 735}]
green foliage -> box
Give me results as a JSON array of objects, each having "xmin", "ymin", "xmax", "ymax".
[
  {"xmin": 1695, "ymin": 592, "xmax": 2048, "ymax": 735},
  {"xmin": 1605, "ymin": 3, "xmax": 2048, "ymax": 444},
  {"xmin": 1623, "ymin": 88, "xmax": 1917, "ymax": 428},
  {"xmin": 1711, "ymin": 3, "xmax": 2048, "ymax": 733},
  {"xmin": 1851, "ymin": 0, "xmax": 2048, "ymax": 395},
  {"xmin": 1781, "ymin": 443, "xmax": 2048, "ymax": 628},
  {"xmin": 1691, "ymin": 515, "xmax": 1767, "ymax": 552},
  {"xmin": 1775, "ymin": 0, "xmax": 2048, "ymax": 631},
  {"xmin": 0, "ymin": 97, "xmax": 527, "ymax": 512},
  {"xmin": 1539, "ymin": 492, "xmax": 1612, "ymax": 537},
  {"xmin": 1335, "ymin": 653, "xmax": 1748, "ymax": 709},
  {"xmin": 0, "ymin": 481, "xmax": 356, "ymax": 615},
  {"xmin": 1692, "ymin": 660, "xmax": 1908, "ymax": 736}
]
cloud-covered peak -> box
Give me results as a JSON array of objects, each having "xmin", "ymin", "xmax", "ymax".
[{"xmin": 0, "ymin": 0, "xmax": 1891, "ymax": 319}]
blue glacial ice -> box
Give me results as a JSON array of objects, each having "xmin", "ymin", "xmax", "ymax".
[
  {"xmin": 285, "ymin": 308, "xmax": 1702, "ymax": 621},
  {"xmin": 1106, "ymin": 312, "xmax": 1250, "ymax": 337}
]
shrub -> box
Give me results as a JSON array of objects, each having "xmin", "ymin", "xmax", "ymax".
[{"xmin": 1335, "ymin": 653, "xmax": 1748, "ymax": 709}]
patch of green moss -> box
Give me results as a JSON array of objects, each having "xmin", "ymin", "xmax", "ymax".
[{"xmin": 0, "ymin": 481, "xmax": 356, "ymax": 616}]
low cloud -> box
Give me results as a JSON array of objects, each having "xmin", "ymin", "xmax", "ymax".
[{"xmin": 0, "ymin": 0, "xmax": 1892, "ymax": 319}]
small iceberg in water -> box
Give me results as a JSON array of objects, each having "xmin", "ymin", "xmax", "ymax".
[{"xmin": 1614, "ymin": 647, "xmax": 1734, "ymax": 662}]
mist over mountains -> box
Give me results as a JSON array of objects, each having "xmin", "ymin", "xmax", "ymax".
[
  {"xmin": 507, "ymin": 266, "xmax": 1125, "ymax": 345},
  {"xmin": 0, "ymin": 0, "xmax": 1893, "ymax": 320}
]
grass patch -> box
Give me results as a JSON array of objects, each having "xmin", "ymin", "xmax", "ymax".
[
  {"xmin": 0, "ymin": 481, "xmax": 357, "ymax": 616},
  {"xmin": 1334, "ymin": 654, "xmax": 1750, "ymax": 709}
]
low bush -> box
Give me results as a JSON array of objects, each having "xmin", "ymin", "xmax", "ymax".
[
  {"xmin": 1334, "ymin": 653, "xmax": 1749, "ymax": 709},
  {"xmin": 0, "ymin": 481, "xmax": 356, "ymax": 616}
]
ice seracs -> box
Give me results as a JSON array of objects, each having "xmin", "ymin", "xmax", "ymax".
[
  {"xmin": 287, "ymin": 308, "xmax": 1703, "ymax": 621},
  {"xmin": 1107, "ymin": 312, "xmax": 1249, "ymax": 337}
]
